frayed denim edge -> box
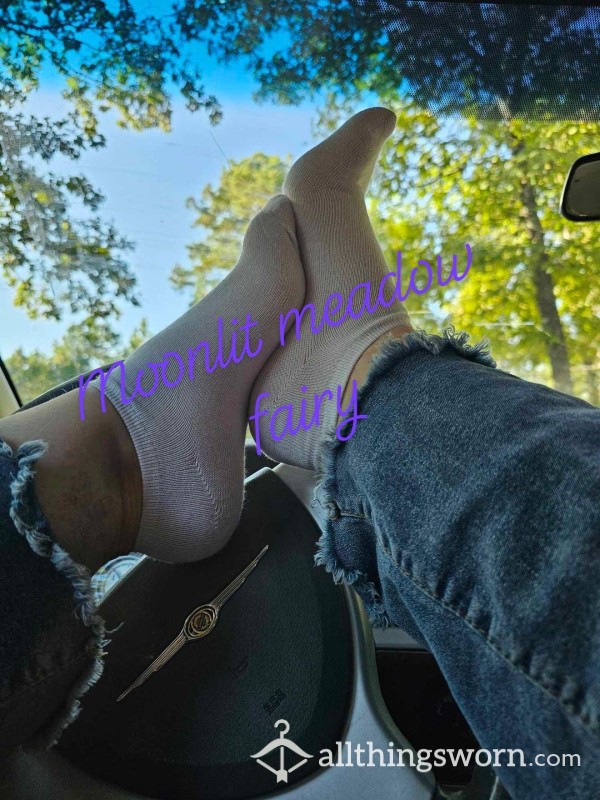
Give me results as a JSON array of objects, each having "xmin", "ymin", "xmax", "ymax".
[
  {"xmin": 313, "ymin": 327, "xmax": 495, "ymax": 629},
  {"xmin": 314, "ymin": 527, "xmax": 392, "ymax": 628},
  {"xmin": 2, "ymin": 438, "xmax": 107, "ymax": 748}
]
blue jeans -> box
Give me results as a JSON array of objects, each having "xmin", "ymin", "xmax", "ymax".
[
  {"xmin": 0, "ymin": 330, "xmax": 599, "ymax": 800},
  {"xmin": 0, "ymin": 439, "xmax": 105, "ymax": 759},
  {"xmin": 315, "ymin": 330, "xmax": 600, "ymax": 799}
]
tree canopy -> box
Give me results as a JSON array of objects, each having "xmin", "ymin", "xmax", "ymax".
[
  {"xmin": 172, "ymin": 0, "xmax": 600, "ymax": 397},
  {"xmin": 171, "ymin": 153, "xmax": 290, "ymax": 300},
  {"xmin": 372, "ymin": 100, "xmax": 600, "ymax": 402},
  {"xmin": 3, "ymin": 0, "xmax": 599, "ymax": 404},
  {"xmin": 0, "ymin": 0, "xmax": 221, "ymax": 320},
  {"xmin": 5, "ymin": 317, "xmax": 150, "ymax": 404},
  {"xmin": 179, "ymin": 1, "xmax": 600, "ymax": 117},
  {"xmin": 176, "ymin": 103, "xmax": 599, "ymax": 404}
]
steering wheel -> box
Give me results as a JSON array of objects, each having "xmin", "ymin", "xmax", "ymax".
[{"xmin": 0, "ymin": 373, "xmax": 510, "ymax": 800}]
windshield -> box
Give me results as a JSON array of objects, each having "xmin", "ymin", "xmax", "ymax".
[{"xmin": 1, "ymin": 1, "xmax": 598, "ymax": 406}]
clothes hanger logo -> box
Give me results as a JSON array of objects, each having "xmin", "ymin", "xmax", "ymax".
[{"xmin": 251, "ymin": 719, "xmax": 313, "ymax": 783}]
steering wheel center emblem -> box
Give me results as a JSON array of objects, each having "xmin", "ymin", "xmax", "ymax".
[
  {"xmin": 116, "ymin": 546, "xmax": 269, "ymax": 703},
  {"xmin": 184, "ymin": 605, "xmax": 218, "ymax": 638}
]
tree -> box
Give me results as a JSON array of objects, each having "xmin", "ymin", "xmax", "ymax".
[
  {"xmin": 0, "ymin": 106, "xmax": 138, "ymax": 320},
  {"xmin": 371, "ymin": 100, "xmax": 600, "ymax": 404},
  {"xmin": 1, "ymin": 0, "xmax": 221, "ymax": 320},
  {"xmin": 5, "ymin": 317, "xmax": 151, "ymax": 404},
  {"xmin": 183, "ymin": 1, "xmax": 600, "ymax": 118},
  {"xmin": 184, "ymin": 0, "xmax": 600, "ymax": 395},
  {"xmin": 171, "ymin": 153, "xmax": 290, "ymax": 301},
  {"xmin": 174, "ymin": 98, "xmax": 599, "ymax": 404}
]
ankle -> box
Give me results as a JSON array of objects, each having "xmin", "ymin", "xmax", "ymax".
[
  {"xmin": 58, "ymin": 391, "xmax": 142, "ymax": 567},
  {"xmin": 340, "ymin": 324, "xmax": 414, "ymax": 413}
]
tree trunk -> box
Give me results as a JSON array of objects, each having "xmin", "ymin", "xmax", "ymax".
[
  {"xmin": 497, "ymin": 98, "xmax": 574, "ymax": 395},
  {"xmin": 519, "ymin": 180, "xmax": 573, "ymax": 395},
  {"xmin": 585, "ymin": 360, "xmax": 599, "ymax": 407}
]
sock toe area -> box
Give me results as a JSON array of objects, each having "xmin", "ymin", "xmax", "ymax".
[
  {"xmin": 283, "ymin": 107, "xmax": 397, "ymax": 198},
  {"xmin": 349, "ymin": 106, "xmax": 397, "ymax": 138}
]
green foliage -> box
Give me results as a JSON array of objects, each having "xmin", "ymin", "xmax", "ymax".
[
  {"xmin": 126, "ymin": 318, "xmax": 152, "ymax": 352},
  {"xmin": 175, "ymin": 98, "xmax": 599, "ymax": 404},
  {"xmin": 5, "ymin": 317, "xmax": 151, "ymax": 404},
  {"xmin": 6, "ymin": 1, "xmax": 597, "ymax": 403},
  {"xmin": 184, "ymin": 3, "xmax": 599, "ymax": 399},
  {"xmin": 0, "ymin": 107, "xmax": 138, "ymax": 320},
  {"xmin": 0, "ymin": 0, "xmax": 222, "ymax": 320},
  {"xmin": 368, "ymin": 99, "xmax": 600, "ymax": 402},
  {"xmin": 180, "ymin": 1, "xmax": 600, "ymax": 119},
  {"xmin": 1, "ymin": 1, "xmax": 221, "ymax": 130},
  {"xmin": 172, "ymin": 153, "xmax": 290, "ymax": 301}
]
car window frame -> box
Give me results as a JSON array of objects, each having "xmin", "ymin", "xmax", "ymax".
[{"xmin": 0, "ymin": 355, "xmax": 22, "ymax": 416}]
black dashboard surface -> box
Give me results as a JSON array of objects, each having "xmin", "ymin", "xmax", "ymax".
[{"xmin": 58, "ymin": 469, "xmax": 354, "ymax": 800}]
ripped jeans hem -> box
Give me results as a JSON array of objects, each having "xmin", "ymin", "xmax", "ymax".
[
  {"xmin": 1, "ymin": 437, "xmax": 107, "ymax": 748},
  {"xmin": 313, "ymin": 326, "xmax": 496, "ymax": 628}
]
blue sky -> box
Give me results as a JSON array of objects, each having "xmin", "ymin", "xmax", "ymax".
[{"xmin": 0, "ymin": 35, "xmax": 320, "ymax": 358}]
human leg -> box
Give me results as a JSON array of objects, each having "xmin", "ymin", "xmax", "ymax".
[
  {"xmin": 249, "ymin": 108, "xmax": 600, "ymax": 798},
  {"xmin": 0, "ymin": 388, "xmax": 141, "ymax": 573},
  {"xmin": 92, "ymin": 195, "xmax": 303, "ymax": 563},
  {"xmin": 315, "ymin": 333, "xmax": 600, "ymax": 799},
  {"xmin": 250, "ymin": 108, "xmax": 412, "ymax": 469},
  {"xmin": 0, "ymin": 195, "xmax": 304, "ymax": 756}
]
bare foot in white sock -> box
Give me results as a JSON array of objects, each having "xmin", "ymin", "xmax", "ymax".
[
  {"xmin": 249, "ymin": 108, "xmax": 412, "ymax": 469},
  {"xmin": 86, "ymin": 196, "xmax": 304, "ymax": 563}
]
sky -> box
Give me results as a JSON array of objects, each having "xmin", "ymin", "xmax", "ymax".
[{"xmin": 0, "ymin": 38, "xmax": 320, "ymax": 358}]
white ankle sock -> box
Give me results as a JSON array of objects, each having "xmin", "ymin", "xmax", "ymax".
[
  {"xmin": 95, "ymin": 196, "xmax": 304, "ymax": 562},
  {"xmin": 250, "ymin": 108, "xmax": 411, "ymax": 469}
]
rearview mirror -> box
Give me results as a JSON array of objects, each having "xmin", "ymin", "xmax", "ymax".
[{"xmin": 561, "ymin": 152, "xmax": 600, "ymax": 221}]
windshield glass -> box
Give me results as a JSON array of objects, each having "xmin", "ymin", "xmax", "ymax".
[{"xmin": 1, "ymin": 1, "xmax": 598, "ymax": 406}]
